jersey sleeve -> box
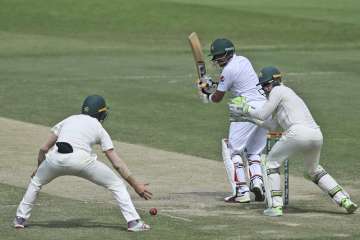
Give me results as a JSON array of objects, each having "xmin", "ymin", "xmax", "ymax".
[
  {"xmin": 249, "ymin": 87, "xmax": 282, "ymax": 120},
  {"xmin": 217, "ymin": 68, "xmax": 233, "ymax": 92},
  {"xmin": 261, "ymin": 116, "xmax": 279, "ymax": 131},
  {"xmin": 50, "ymin": 120, "xmax": 65, "ymax": 136},
  {"xmin": 99, "ymin": 127, "xmax": 114, "ymax": 151}
]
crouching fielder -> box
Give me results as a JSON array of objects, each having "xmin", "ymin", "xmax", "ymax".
[
  {"xmin": 229, "ymin": 66, "xmax": 358, "ymax": 217},
  {"xmin": 14, "ymin": 95, "xmax": 152, "ymax": 231}
]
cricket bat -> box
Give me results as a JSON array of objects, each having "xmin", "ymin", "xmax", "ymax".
[{"xmin": 188, "ymin": 32, "xmax": 208, "ymax": 94}]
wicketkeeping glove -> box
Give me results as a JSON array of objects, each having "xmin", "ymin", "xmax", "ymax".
[{"xmin": 228, "ymin": 96, "xmax": 252, "ymax": 121}]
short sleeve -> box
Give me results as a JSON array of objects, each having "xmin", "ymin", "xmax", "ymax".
[
  {"xmin": 217, "ymin": 68, "xmax": 233, "ymax": 92},
  {"xmin": 51, "ymin": 120, "xmax": 65, "ymax": 136},
  {"xmin": 99, "ymin": 128, "xmax": 114, "ymax": 151}
]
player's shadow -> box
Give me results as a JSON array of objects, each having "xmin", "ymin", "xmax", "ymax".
[
  {"xmin": 30, "ymin": 218, "xmax": 127, "ymax": 231},
  {"xmin": 285, "ymin": 206, "xmax": 346, "ymax": 215}
]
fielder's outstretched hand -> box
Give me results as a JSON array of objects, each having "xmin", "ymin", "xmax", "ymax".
[{"xmin": 134, "ymin": 183, "xmax": 152, "ymax": 200}]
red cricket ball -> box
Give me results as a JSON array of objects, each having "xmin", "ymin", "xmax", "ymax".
[{"xmin": 149, "ymin": 207, "xmax": 157, "ymax": 216}]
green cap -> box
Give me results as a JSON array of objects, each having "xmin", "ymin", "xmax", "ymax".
[
  {"xmin": 257, "ymin": 66, "xmax": 282, "ymax": 85},
  {"xmin": 209, "ymin": 38, "xmax": 235, "ymax": 60}
]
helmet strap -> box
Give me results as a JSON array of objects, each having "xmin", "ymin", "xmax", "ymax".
[{"xmin": 212, "ymin": 51, "xmax": 233, "ymax": 67}]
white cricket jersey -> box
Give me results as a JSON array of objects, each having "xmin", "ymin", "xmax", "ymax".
[
  {"xmin": 51, "ymin": 114, "xmax": 114, "ymax": 153},
  {"xmin": 249, "ymin": 85, "xmax": 319, "ymax": 131},
  {"xmin": 217, "ymin": 54, "xmax": 265, "ymax": 102}
]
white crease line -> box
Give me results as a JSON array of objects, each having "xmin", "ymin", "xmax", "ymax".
[
  {"xmin": 3, "ymin": 74, "xmax": 194, "ymax": 83},
  {"xmin": 286, "ymin": 71, "xmax": 348, "ymax": 76},
  {"xmin": 108, "ymin": 203, "xmax": 193, "ymax": 222},
  {"xmin": 159, "ymin": 212, "xmax": 192, "ymax": 222},
  {"xmin": 136, "ymin": 207, "xmax": 193, "ymax": 222},
  {"xmin": 277, "ymin": 222, "xmax": 301, "ymax": 227}
]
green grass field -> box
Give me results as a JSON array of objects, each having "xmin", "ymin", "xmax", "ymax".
[{"xmin": 1, "ymin": 0, "xmax": 360, "ymax": 239}]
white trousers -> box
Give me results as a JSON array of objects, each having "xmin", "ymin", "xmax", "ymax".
[
  {"xmin": 227, "ymin": 100, "xmax": 267, "ymax": 193},
  {"xmin": 229, "ymin": 121, "xmax": 267, "ymax": 157},
  {"xmin": 16, "ymin": 149, "xmax": 140, "ymax": 222},
  {"xmin": 267, "ymin": 125, "xmax": 323, "ymax": 172},
  {"xmin": 267, "ymin": 125, "xmax": 346, "ymax": 207}
]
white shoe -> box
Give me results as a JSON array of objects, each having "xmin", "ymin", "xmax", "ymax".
[
  {"xmin": 224, "ymin": 191, "xmax": 250, "ymax": 203},
  {"xmin": 127, "ymin": 220, "xmax": 151, "ymax": 232},
  {"xmin": 264, "ymin": 206, "xmax": 283, "ymax": 217},
  {"xmin": 13, "ymin": 216, "xmax": 27, "ymax": 229}
]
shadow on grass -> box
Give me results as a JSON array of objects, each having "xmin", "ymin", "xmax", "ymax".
[
  {"xmin": 285, "ymin": 205, "xmax": 346, "ymax": 215},
  {"xmin": 30, "ymin": 218, "xmax": 127, "ymax": 231}
]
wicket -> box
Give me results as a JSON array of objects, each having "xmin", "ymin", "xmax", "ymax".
[{"xmin": 265, "ymin": 132, "xmax": 289, "ymax": 207}]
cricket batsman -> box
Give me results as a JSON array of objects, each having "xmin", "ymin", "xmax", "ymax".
[
  {"xmin": 13, "ymin": 95, "xmax": 152, "ymax": 231},
  {"xmin": 199, "ymin": 38, "xmax": 267, "ymax": 203},
  {"xmin": 229, "ymin": 66, "xmax": 358, "ymax": 216}
]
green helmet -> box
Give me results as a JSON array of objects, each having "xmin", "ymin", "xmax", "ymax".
[
  {"xmin": 81, "ymin": 95, "xmax": 109, "ymax": 122},
  {"xmin": 257, "ymin": 66, "xmax": 282, "ymax": 86},
  {"xmin": 209, "ymin": 38, "xmax": 235, "ymax": 61},
  {"xmin": 257, "ymin": 66, "xmax": 282, "ymax": 97}
]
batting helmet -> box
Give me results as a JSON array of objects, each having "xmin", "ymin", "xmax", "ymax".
[
  {"xmin": 209, "ymin": 38, "xmax": 235, "ymax": 65},
  {"xmin": 81, "ymin": 95, "xmax": 109, "ymax": 122}
]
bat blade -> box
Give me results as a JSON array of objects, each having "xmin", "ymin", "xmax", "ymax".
[
  {"xmin": 188, "ymin": 32, "xmax": 208, "ymax": 96},
  {"xmin": 188, "ymin": 32, "xmax": 206, "ymax": 79}
]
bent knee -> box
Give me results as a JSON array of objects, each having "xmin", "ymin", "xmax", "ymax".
[{"xmin": 306, "ymin": 165, "xmax": 326, "ymax": 183}]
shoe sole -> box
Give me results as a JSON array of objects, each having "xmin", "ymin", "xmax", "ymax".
[
  {"xmin": 128, "ymin": 229, "xmax": 150, "ymax": 232},
  {"xmin": 263, "ymin": 210, "xmax": 283, "ymax": 217},
  {"xmin": 14, "ymin": 224, "xmax": 25, "ymax": 229},
  {"xmin": 346, "ymin": 204, "xmax": 358, "ymax": 214},
  {"xmin": 224, "ymin": 198, "xmax": 250, "ymax": 203},
  {"xmin": 251, "ymin": 187, "xmax": 265, "ymax": 202},
  {"xmin": 264, "ymin": 212, "xmax": 283, "ymax": 217}
]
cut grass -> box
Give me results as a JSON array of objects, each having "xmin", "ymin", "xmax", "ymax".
[{"xmin": 1, "ymin": 183, "xmax": 360, "ymax": 240}]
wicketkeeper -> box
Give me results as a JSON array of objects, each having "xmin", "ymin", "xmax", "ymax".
[
  {"xmin": 229, "ymin": 66, "xmax": 358, "ymax": 216},
  {"xmin": 14, "ymin": 95, "xmax": 152, "ymax": 231}
]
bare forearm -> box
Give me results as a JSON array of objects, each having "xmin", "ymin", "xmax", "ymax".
[
  {"xmin": 105, "ymin": 149, "xmax": 152, "ymax": 199},
  {"xmin": 37, "ymin": 133, "xmax": 58, "ymax": 166},
  {"xmin": 125, "ymin": 175, "xmax": 138, "ymax": 189},
  {"xmin": 209, "ymin": 90, "xmax": 225, "ymax": 103},
  {"xmin": 37, "ymin": 149, "xmax": 47, "ymax": 166},
  {"xmin": 112, "ymin": 160, "xmax": 132, "ymax": 180},
  {"xmin": 105, "ymin": 150, "xmax": 132, "ymax": 179}
]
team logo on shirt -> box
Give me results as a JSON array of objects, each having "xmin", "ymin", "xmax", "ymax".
[{"xmin": 220, "ymin": 75, "xmax": 225, "ymax": 82}]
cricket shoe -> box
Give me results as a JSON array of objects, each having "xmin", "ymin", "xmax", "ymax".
[
  {"xmin": 340, "ymin": 198, "xmax": 358, "ymax": 214},
  {"xmin": 224, "ymin": 191, "xmax": 250, "ymax": 203},
  {"xmin": 263, "ymin": 206, "xmax": 283, "ymax": 217},
  {"xmin": 250, "ymin": 181, "xmax": 265, "ymax": 202},
  {"xmin": 13, "ymin": 216, "xmax": 27, "ymax": 229},
  {"xmin": 127, "ymin": 220, "xmax": 151, "ymax": 232}
]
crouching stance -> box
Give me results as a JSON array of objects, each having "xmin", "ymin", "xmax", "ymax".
[
  {"xmin": 229, "ymin": 66, "xmax": 358, "ymax": 216},
  {"xmin": 14, "ymin": 95, "xmax": 152, "ymax": 231}
]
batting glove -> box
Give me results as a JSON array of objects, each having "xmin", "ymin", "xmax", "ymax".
[{"xmin": 198, "ymin": 75, "xmax": 218, "ymax": 96}]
